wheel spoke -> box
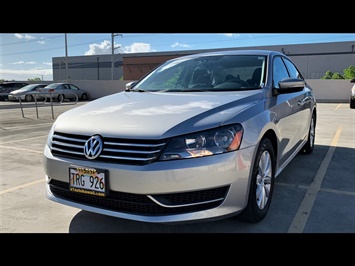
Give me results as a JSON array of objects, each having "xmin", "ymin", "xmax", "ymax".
[{"xmin": 256, "ymin": 150, "xmax": 272, "ymax": 209}]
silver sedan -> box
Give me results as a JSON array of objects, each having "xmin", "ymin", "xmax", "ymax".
[
  {"xmin": 8, "ymin": 83, "xmax": 47, "ymax": 102},
  {"xmin": 39, "ymin": 83, "xmax": 90, "ymax": 102},
  {"xmin": 43, "ymin": 50, "xmax": 317, "ymax": 224}
]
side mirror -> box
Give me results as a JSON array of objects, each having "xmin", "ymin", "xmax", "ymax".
[
  {"xmin": 125, "ymin": 81, "xmax": 137, "ymax": 91},
  {"xmin": 273, "ymin": 78, "xmax": 305, "ymax": 95}
]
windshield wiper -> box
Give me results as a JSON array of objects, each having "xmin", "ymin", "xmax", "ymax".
[{"xmin": 126, "ymin": 88, "xmax": 147, "ymax": 92}]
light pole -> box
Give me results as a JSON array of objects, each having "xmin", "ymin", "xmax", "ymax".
[
  {"xmin": 97, "ymin": 57, "xmax": 100, "ymax": 80},
  {"xmin": 65, "ymin": 33, "xmax": 69, "ymax": 81},
  {"xmin": 111, "ymin": 33, "xmax": 122, "ymax": 80}
]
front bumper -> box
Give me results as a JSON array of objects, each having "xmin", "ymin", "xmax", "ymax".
[{"xmin": 44, "ymin": 144, "xmax": 256, "ymax": 223}]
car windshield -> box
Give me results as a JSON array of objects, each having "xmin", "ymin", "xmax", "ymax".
[
  {"xmin": 133, "ymin": 54, "xmax": 266, "ymax": 92},
  {"xmin": 18, "ymin": 85, "xmax": 38, "ymax": 91},
  {"xmin": 44, "ymin": 83, "xmax": 60, "ymax": 89}
]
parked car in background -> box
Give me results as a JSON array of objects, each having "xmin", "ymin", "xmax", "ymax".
[
  {"xmin": 38, "ymin": 83, "xmax": 90, "ymax": 101},
  {"xmin": 350, "ymin": 78, "xmax": 355, "ymax": 109},
  {"xmin": 8, "ymin": 83, "xmax": 47, "ymax": 102},
  {"xmin": 44, "ymin": 50, "xmax": 317, "ymax": 224},
  {"xmin": 0, "ymin": 82, "xmax": 29, "ymax": 101}
]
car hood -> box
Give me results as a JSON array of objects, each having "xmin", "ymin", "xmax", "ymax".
[
  {"xmin": 9, "ymin": 89, "xmax": 23, "ymax": 95},
  {"xmin": 53, "ymin": 90, "xmax": 263, "ymax": 139}
]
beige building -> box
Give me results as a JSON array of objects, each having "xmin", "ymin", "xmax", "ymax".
[{"xmin": 53, "ymin": 41, "xmax": 355, "ymax": 81}]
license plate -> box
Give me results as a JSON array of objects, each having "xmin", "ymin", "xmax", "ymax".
[{"xmin": 69, "ymin": 166, "xmax": 108, "ymax": 197}]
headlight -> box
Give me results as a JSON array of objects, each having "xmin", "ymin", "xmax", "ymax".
[{"xmin": 159, "ymin": 124, "xmax": 243, "ymax": 161}]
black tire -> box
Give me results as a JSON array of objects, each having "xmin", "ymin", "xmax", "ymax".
[
  {"xmin": 57, "ymin": 94, "xmax": 65, "ymax": 102},
  {"xmin": 238, "ymin": 138, "xmax": 275, "ymax": 223},
  {"xmin": 25, "ymin": 94, "xmax": 33, "ymax": 102},
  {"xmin": 300, "ymin": 112, "xmax": 316, "ymax": 154},
  {"xmin": 81, "ymin": 93, "xmax": 88, "ymax": 101},
  {"xmin": 350, "ymin": 98, "xmax": 355, "ymax": 109}
]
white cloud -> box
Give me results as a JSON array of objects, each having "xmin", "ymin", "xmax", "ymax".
[
  {"xmin": 85, "ymin": 41, "xmax": 154, "ymax": 55},
  {"xmin": 85, "ymin": 40, "xmax": 112, "ymax": 55},
  {"xmin": 171, "ymin": 42, "xmax": 191, "ymax": 48},
  {"xmin": 222, "ymin": 34, "xmax": 239, "ymax": 38},
  {"xmin": 0, "ymin": 67, "xmax": 52, "ymax": 81},
  {"xmin": 122, "ymin": 42, "xmax": 154, "ymax": 53},
  {"xmin": 11, "ymin": 61, "xmax": 37, "ymax": 65},
  {"xmin": 14, "ymin": 33, "xmax": 36, "ymax": 40},
  {"xmin": 38, "ymin": 40, "xmax": 46, "ymax": 45}
]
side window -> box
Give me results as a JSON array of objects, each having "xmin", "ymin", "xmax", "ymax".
[
  {"xmin": 273, "ymin": 56, "xmax": 289, "ymax": 89},
  {"xmin": 69, "ymin": 85, "xmax": 78, "ymax": 91},
  {"xmin": 283, "ymin": 58, "xmax": 303, "ymax": 79}
]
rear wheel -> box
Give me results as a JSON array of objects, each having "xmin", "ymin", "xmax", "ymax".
[
  {"xmin": 238, "ymin": 137, "xmax": 275, "ymax": 223},
  {"xmin": 81, "ymin": 93, "xmax": 88, "ymax": 101}
]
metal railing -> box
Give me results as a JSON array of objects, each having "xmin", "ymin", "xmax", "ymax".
[{"xmin": 17, "ymin": 92, "xmax": 79, "ymax": 119}]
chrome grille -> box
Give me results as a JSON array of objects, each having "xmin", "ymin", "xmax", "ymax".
[{"xmin": 51, "ymin": 132, "xmax": 167, "ymax": 165}]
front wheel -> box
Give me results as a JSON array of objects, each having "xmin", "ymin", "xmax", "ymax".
[
  {"xmin": 24, "ymin": 94, "xmax": 33, "ymax": 102},
  {"xmin": 300, "ymin": 112, "xmax": 316, "ymax": 154},
  {"xmin": 238, "ymin": 138, "xmax": 275, "ymax": 223}
]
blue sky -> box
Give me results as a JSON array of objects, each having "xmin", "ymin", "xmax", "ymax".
[{"xmin": 1, "ymin": 33, "xmax": 354, "ymax": 81}]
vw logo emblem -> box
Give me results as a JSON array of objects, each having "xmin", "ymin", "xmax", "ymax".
[{"xmin": 84, "ymin": 135, "xmax": 103, "ymax": 159}]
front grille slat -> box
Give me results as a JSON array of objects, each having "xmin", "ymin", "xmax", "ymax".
[
  {"xmin": 105, "ymin": 142, "xmax": 166, "ymax": 148},
  {"xmin": 104, "ymin": 148, "xmax": 161, "ymax": 154},
  {"xmin": 52, "ymin": 140, "xmax": 83, "ymax": 149},
  {"xmin": 54, "ymin": 134, "xmax": 87, "ymax": 143},
  {"xmin": 100, "ymin": 154, "xmax": 157, "ymax": 161},
  {"xmin": 51, "ymin": 147, "xmax": 84, "ymax": 156},
  {"xmin": 51, "ymin": 131, "xmax": 167, "ymax": 165}
]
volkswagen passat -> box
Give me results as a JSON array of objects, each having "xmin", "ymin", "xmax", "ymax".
[{"xmin": 44, "ymin": 50, "xmax": 317, "ymax": 224}]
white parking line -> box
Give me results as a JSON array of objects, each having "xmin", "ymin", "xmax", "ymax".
[
  {"xmin": 276, "ymin": 182, "xmax": 355, "ymax": 196},
  {"xmin": 0, "ymin": 145, "xmax": 43, "ymax": 153},
  {"xmin": 0, "ymin": 179, "xmax": 45, "ymax": 195},
  {"xmin": 0, "ymin": 123, "xmax": 53, "ymax": 131},
  {"xmin": 335, "ymin": 103, "xmax": 342, "ymax": 110},
  {"xmin": 287, "ymin": 126, "xmax": 342, "ymax": 233},
  {"xmin": 0, "ymin": 135, "xmax": 48, "ymax": 144}
]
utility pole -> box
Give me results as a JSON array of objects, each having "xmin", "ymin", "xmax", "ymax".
[
  {"xmin": 111, "ymin": 33, "xmax": 122, "ymax": 80},
  {"xmin": 65, "ymin": 33, "xmax": 69, "ymax": 81}
]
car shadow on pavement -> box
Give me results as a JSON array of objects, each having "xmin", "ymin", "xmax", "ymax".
[{"xmin": 67, "ymin": 144, "xmax": 355, "ymax": 234}]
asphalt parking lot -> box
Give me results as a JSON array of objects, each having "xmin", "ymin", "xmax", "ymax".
[{"xmin": 0, "ymin": 100, "xmax": 354, "ymax": 234}]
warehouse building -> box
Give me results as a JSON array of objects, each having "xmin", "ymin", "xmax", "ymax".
[{"xmin": 52, "ymin": 40, "xmax": 355, "ymax": 81}]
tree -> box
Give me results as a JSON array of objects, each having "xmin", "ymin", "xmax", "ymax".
[
  {"xmin": 321, "ymin": 70, "xmax": 334, "ymax": 79},
  {"xmin": 321, "ymin": 65, "xmax": 355, "ymax": 79},
  {"xmin": 343, "ymin": 65, "xmax": 355, "ymax": 79},
  {"xmin": 331, "ymin": 73, "xmax": 344, "ymax": 79},
  {"xmin": 28, "ymin": 77, "xmax": 42, "ymax": 81}
]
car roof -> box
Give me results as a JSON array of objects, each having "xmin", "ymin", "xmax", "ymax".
[
  {"xmin": 0, "ymin": 82, "xmax": 28, "ymax": 86},
  {"xmin": 172, "ymin": 49, "xmax": 284, "ymax": 60},
  {"xmin": 24, "ymin": 83, "xmax": 47, "ymax": 86}
]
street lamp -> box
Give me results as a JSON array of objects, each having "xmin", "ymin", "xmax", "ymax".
[{"xmin": 111, "ymin": 33, "xmax": 122, "ymax": 80}]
